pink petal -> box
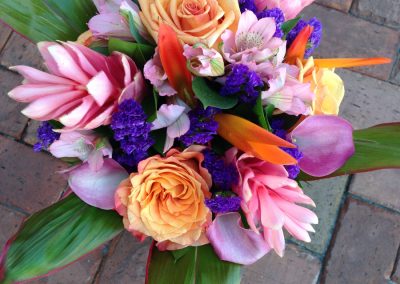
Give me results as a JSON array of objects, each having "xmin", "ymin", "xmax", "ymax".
[
  {"xmin": 264, "ymin": 228, "xmax": 285, "ymax": 257},
  {"xmin": 82, "ymin": 103, "xmax": 116, "ymax": 130},
  {"xmin": 236, "ymin": 11, "xmax": 258, "ymax": 46},
  {"xmin": 206, "ymin": 213, "xmax": 270, "ymax": 265},
  {"xmin": 167, "ymin": 113, "xmax": 190, "ymax": 139},
  {"xmin": 65, "ymin": 42, "xmax": 109, "ymax": 74},
  {"xmin": 290, "ymin": 115, "xmax": 355, "ymax": 177},
  {"xmin": 273, "ymin": 195, "xmax": 318, "ymax": 224},
  {"xmin": 8, "ymin": 84, "xmax": 74, "ymax": 102},
  {"xmin": 10, "ymin": 66, "xmax": 76, "ymax": 85},
  {"xmin": 88, "ymin": 13, "xmax": 131, "ymax": 40},
  {"xmin": 283, "ymin": 216, "xmax": 312, "ymax": 242},
  {"xmin": 87, "ymin": 150, "xmax": 105, "ymax": 171},
  {"xmin": 259, "ymin": 190, "xmax": 285, "ymax": 229},
  {"xmin": 87, "ymin": 71, "xmax": 115, "ymax": 107},
  {"xmin": 119, "ymin": 72, "xmax": 145, "ymax": 102},
  {"xmin": 250, "ymin": 17, "xmax": 276, "ymax": 44},
  {"xmin": 93, "ymin": 0, "xmax": 123, "ymax": 13},
  {"xmin": 151, "ymin": 104, "xmax": 186, "ymax": 130},
  {"xmin": 68, "ymin": 158, "xmax": 128, "ymax": 210},
  {"xmin": 59, "ymin": 97, "xmax": 96, "ymax": 127},
  {"xmin": 49, "ymin": 136, "xmax": 92, "ymax": 160},
  {"xmin": 37, "ymin": 42, "xmax": 64, "ymax": 77}
]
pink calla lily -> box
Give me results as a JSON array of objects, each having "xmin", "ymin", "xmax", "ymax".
[
  {"xmin": 207, "ymin": 213, "xmax": 270, "ymax": 265},
  {"xmin": 290, "ymin": 115, "xmax": 355, "ymax": 177},
  {"xmin": 68, "ymin": 158, "xmax": 128, "ymax": 210}
]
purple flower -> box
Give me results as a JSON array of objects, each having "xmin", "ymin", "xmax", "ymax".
[
  {"xmin": 111, "ymin": 99, "xmax": 154, "ymax": 167},
  {"xmin": 287, "ymin": 17, "xmax": 323, "ymax": 58},
  {"xmin": 239, "ymin": 0, "xmax": 257, "ymax": 13},
  {"xmin": 179, "ymin": 107, "xmax": 219, "ymax": 146},
  {"xmin": 33, "ymin": 122, "xmax": 60, "ymax": 152},
  {"xmin": 205, "ymin": 195, "xmax": 242, "ymax": 213},
  {"xmin": 202, "ymin": 149, "xmax": 239, "ymax": 190},
  {"xmin": 221, "ymin": 64, "xmax": 264, "ymax": 104},
  {"xmin": 274, "ymin": 129, "xmax": 303, "ymax": 179},
  {"xmin": 257, "ymin": 8, "xmax": 285, "ymax": 38}
]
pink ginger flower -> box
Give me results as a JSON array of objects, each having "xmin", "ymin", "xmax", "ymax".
[
  {"xmin": 220, "ymin": 10, "xmax": 286, "ymax": 68},
  {"xmin": 227, "ymin": 148, "xmax": 318, "ymax": 257},
  {"xmin": 255, "ymin": 0, "xmax": 315, "ymax": 20},
  {"xmin": 8, "ymin": 41, "xmax": 145, "ymax": 131}
]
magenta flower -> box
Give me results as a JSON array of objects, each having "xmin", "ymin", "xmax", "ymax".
[
  {"xmin": 8, "ymin": 41, "xmax": 145, "ymax": 131},
  {"xmin": 227, "ymin": 148, "xmax": 318, "ymax": 257},
  {"xmin": 255, "ymin": 0, "xmax": 315, "ymax": 20}
]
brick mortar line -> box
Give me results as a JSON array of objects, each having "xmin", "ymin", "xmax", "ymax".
[
  {"xmin": 0, "ymin": 201, "xmax": 29, "ymax": 216},
  {"xmin": 347, "ymin": 192, "xmax": 400, "ymax": 215},
  {"xmin": 390, "ymin": 243, "xmax": 400, "ymax": 281},
  {"xmin": 0, "ymin": 30, "xmax": 13, "ymax": 54},
  {"xmin": 286, "ymin": 239, "xmax": 324, "ymax": 260}
]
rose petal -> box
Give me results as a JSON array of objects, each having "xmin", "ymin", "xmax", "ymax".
[
  {"xmin": 290, "ymin": 115, "xmax": 355, "ymax": 177},
  {"xmin": 207, "ymin": 212, "xmax": 270, "ymax": 265}
]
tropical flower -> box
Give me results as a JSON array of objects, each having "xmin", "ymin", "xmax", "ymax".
[
  {"xmin": 226, "ymin": 148, "xmax": 318, "ymax": 257},
  {"xmin": 115, "ymin": 146, "xmax": 212, "ymax": 250},
  {"xmin": 137, "ymin": 0, "xmax": 241, "ymax": 47},
  {"xmin": 183, "ymin": 43, "xmax": 225, "ymax": 77},
  {"xmin": 8, "ymin": 41, "xmax": 145, "ymax": 131},
  {"xmin": 255, "ymin": 0, "xmax": 315, "ymax": 20}
]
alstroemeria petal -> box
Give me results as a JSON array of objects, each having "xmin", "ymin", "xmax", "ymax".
[
  {"xmin": 68, "ymin": 158, "xmax": 128, "ymax": 210},
  {"xmin": 207, "ymin": 213, "xmax": 270, "ymax": 265},
  {"xmin": 291, "ymin": 115, "xmax": 355, "ymax": 177},
  {"xmin": 151, "ymin": 104, "xmax": 186, "ymax": 130}
]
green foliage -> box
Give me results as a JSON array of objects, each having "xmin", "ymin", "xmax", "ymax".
[
  {"xmin": 192, "ymin": 77, "xmax": 238, "ymax": 109},
  {"xmin": 108, "ymin": 38, "xmax": 154, "ymax": 68},
  {"xmin": 282, "ymin": 16, "xmax": 302, "ymax": 36},
  {"xmin": 1, "ymin": 194, "xmax": 123, "ymax": 283},
  {"xmin": 147, "ymin": 244, "xmax": 241, "ymax": 284},
  {"xmin": 0, "ymin": 0, "xmax": 96, "ymax": 42}
]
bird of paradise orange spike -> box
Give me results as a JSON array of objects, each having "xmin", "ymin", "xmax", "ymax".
[
  {"xmin": 285, "ymin": 25, "xmax": 391, "ymax": 68},
  {"xmin": 214, "ymin": 113, "xmax": 298, "ymax": 165},
  {"xmin": 158, "ymin": 23, "xmax": 196, "ymax": 107}
]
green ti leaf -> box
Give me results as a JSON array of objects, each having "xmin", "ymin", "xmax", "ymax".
[
  {"xmin": 282, "ymin": 16, "xmax": 302, "ymax": 36},
  {"xmin": 192, "ymin": 77, "xmax": 238, "ymax": 109},
  {"xmin": 0, "ymin": 194, "xmax": 123, "ymax": 283},
  {"xmin": 108, "ymin": 38, "xmax": 154, "ymax": 68}
]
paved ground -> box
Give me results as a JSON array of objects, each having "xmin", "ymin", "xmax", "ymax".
[{"xmin": 0, "ymin": 1, "xmax": 399, "ymax": 283}]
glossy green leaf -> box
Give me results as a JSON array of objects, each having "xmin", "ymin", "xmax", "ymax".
[
  {"xmin": 147, "ymin": 244, "xmax": 241, "ymax": 284},
  {"xmin": 299, "ymin": 123, "xmax": 400, "ymax": 181},
  {"xmin": 192, "ymin": 77, "xmax": 238, "ymax": 109},
  {"xmin": 0, "ymin": 0, "xmax": 96, "ymax": 42},
  {"xmin": 1, "ymin": 194, "xmax": 123, "ymax": 283},
  {"xmin": 108, "ymin": 38, "xmax": 154, "ymax": 68},
  {"xmin": 282, "ymin": 16, "xmax": 301, "ymax": 36}
]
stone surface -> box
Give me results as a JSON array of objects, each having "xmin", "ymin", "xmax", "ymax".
[
  {"xmin": 390, "ymin": 54, "xmax": 400, "ymax": 85},
  {"xmin": 0, "ymin": 135, "xmax": 68, "ymax": 213},
  {"xmin": 350, "ymin": 170, "xmax": 400, "ymax": 211},
  {"xmin": 322, "ymin": 198, "xmax": 400, "ymax": 283},
  {"xmin": 0, "ymin": 68, "xmax": 29, "ymax": 139},
  {"xmin": 0, "ymin": 23, "xmax": 12, "ymax": 52},
  {"xmin": 302, "ymin": 4, "xmax": 400, "ymax": 81},
  {"xmin": 338, "ymin": 69, "xmax": 400, "ymax": 129},
  {"xmin": 30, "ymin": 248, "xmax": 104, "ymax": 284},
  {"xmin": 0, "ymin": 32, "xmax": 44, "ymax": 70},
  {"xmin": 242, "ymin": 244, "xmax": 321, "ymax": 284},
  {"xmin": 351, "ymin": 0, "xmax": 400, "ymax": 29},
  {"xmin": 95, "ymin": 232, "xmax": 151, "ymax": 284},
  {"xmin": 316, "ymin": 0, "xmax": 353, "ymax": 12},
  {"xmin": 292, "ymin": 176, "xmax": 348, "ymax": 255},
  {"xmin": 392, "ymin": 256, "xmax": 400, "ymax": 282},
  {"xmin": 0, "ymin": 205, "xmax": 26, "ymax": 250},
  {"xmin": 23, "ymin": 120, "xmax": 41, "ymax": 146}
]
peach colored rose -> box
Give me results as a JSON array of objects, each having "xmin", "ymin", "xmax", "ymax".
[
  {"xmin": 115, "ymin": 146, "xmax": 212, "ymax": 249},
  {"xmin": 137, "ymin": 0, "xmax": 241, "ymax": 47}
]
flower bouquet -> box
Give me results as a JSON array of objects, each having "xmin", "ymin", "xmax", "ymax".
[{"xmin": 0, "ymin": 0, "xmax": 399, "ymax": 283}]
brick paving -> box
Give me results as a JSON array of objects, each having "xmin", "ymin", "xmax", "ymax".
[{"xmin": 0, "ymin": 1, "xmax": 399, "ymax": 283}]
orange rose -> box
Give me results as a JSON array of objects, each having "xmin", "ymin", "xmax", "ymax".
[
  {"xmin": 115, "ymin": 146, "xmax": 212, "ymax": 249},
  {"xmin": 137, "ymin": 0, "xmax": 241, "ymax": 47}
]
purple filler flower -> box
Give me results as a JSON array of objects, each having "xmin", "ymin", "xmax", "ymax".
[
  {"xmin": 239, "ymin": 0, "xmax": 257, "ymax": 13},
  {"xmin": 287, "ymin": 17, "xmax": 323, "ymax": 58},
  {"xmin": 33, "ymin": 122, "xmax": 60, "ymax": 152},
  {"xmin": 257, "ymin": 8, "xmax": 285, "ymax": 38},
  {"xmin": 221, "ymin": 64, "xmax": 264, "ymax": 104},
  {"xmin": 205, "ymin": 196, "xmax": 242, "ymax": 214},
  {"xmin": 274, "ymin": 129, "xmax": 303, "ymax": 179}
]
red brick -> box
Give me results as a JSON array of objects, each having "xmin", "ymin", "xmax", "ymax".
[
  {"xmin": 316, "ymin": 0, "xmax": 353, "ymax": 12},
  {"xmin": 0, "ymin": 32, "xmax": 44, "ymax": 70},
  {"xmin": 95, "ymin": 232, "xmax": 150, "ymax": 284},
  {"xmin": 0, "ymin": 23, "xmax": 12, "ymax": 52},
  {"xmin": 0, "ymin": 135, "xmax": 68, "ymax": 213},
  {"xmin": 242, "ymin": 244, "xmax": 321, "ymax": 284},
  {"xmin": 302, "ymin": 4, "xmax": 399, "ymax": 81},
  {"xmin": 322, "ymin": 198, "xmax": 400, "ymax": 283},
  {"xmin": 0, "ymin": 205, "xmax": 26, "ymax": 250},
  {"xmin": 351, "ymin": 0, "xmax": 400, "ymax": 30},
  {"xmin": 0, "ymin": 68, "xmax": 29, "ymax": 139}
]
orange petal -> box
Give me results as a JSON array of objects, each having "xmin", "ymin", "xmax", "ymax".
[
  {"xmin": 312, "ymin": 57, "xmax": 392, "ymax": 68},
  {"xmin": 285, "ymin": 25, "xmax": 313, "ymax": 65},
  {"xmin": 158, "ymin": 23, "xmax": 195, "ymax": 106},
  {"xmin": 215, "ymin": 113, "xmax": 297, "ymax": 165}
]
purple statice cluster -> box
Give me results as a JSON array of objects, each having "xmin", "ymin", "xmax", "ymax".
[
  {"xmin": 33, "ymin": 121, "xmax": 60, "ymax": 152},
  {"xmin": 202, "ymin": 149, "xmax": 239, "ymax": 191},
  {"xmin": 180, "ymin": 107, "xmax": 219, "ymax": 146},
  {"xmin": 205, "ymin": 195, "xmax": 242, "ymax": 214},
  {"xmin": 274, "ymin": 129, "xmax": 303, "ymax": 179},
  {"xmin": 257, "ymin": 8, "xmax": 285, "ymax": 38},
  {"xmin": 238, "ymin": 0, "xmax": 257, "ymax": 13},
  {"xmin": 111, "ymin": 99, "xmax": 154, "ymax": 167},
  {"xmin": 287, "ymin": 17, "xmax": 323, "ymax": 58},
  {"xmin": 221, "ymin": 64, "xmax": 264, "ymax": 104}
]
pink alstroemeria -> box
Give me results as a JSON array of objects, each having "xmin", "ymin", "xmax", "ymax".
[
  {"xmin": 9, "ymin": 41, "xmax": 145, "ymax": 131},
  {"xmin": 261, "ymin": 65, "xmax": 314, "ymax": 116},
  {"xmin": 183, "ymin": 43, "xmax": 225, "ymax": 77},
  {"xmin": 255, "ymin": 0, "xmax": 315, "ymax": 20},
  {"xmin": 290, "ymin": 115, "xmax": 355, "ymax": 177},
  {"xmin": 220, "ymin": 10, "xmax": 286, "ymax": 67},
  {"xmin": 49, "ymin": 131, "xmax": 112, "ymax": 171},
  {"xmin": 151, "ymin": 101, "xmax": 190, "ymax": 152},
  {"xmin": 144, "ymin": 48, "xmax": 177, "ymax": 97},
  {"xmin": 89, "ymin": 0, "xmax": 151, "ymax": 42},
  {"xmin": 68, "ymin": 158, "xmax": 128, "ymax": 210},
  {"xmin": 227, "ymin": 148, "xmax": 318, "ymax": 257}
]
